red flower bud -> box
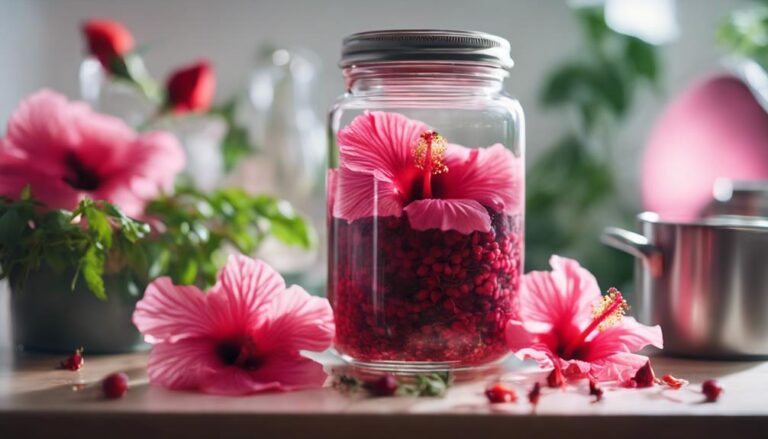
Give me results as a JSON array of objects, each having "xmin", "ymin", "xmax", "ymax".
[
  {"xmin": 82, "ymin": 19, "xmax": 134, "ymax": 72},
  {"xmin": 166, "ymin": 60, "xmax": 215, "ymax": 113}
]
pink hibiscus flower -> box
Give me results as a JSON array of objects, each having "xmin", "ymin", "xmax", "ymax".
[
  {"xmin": 133, "ymin": 254, "xmax": 335, "ymax": 395},
  {"xmin": 506, "ymin": 256, "xmax": 663, "ymax": 382},
  {"xmin": 332, "ymin": 111, "xmax": 522, "ymax": 234},
  {"xmin": 0, "ymin": 90, "xmax": 184, "ymax": 217}
]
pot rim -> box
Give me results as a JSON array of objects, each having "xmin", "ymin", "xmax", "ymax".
[{"xmin": 638, "ymin": 211, "xmax": 768, "ymax": 231}]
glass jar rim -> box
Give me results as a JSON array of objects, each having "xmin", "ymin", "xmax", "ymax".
[{"xmin": 340, "ymin": 29, "xmax": 514, "ymax": 70}]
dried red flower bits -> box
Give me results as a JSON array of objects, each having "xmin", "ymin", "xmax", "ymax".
[
  {"xmin": 485, "ymin": 383, "xmax": 517, "ymax": 404},
  {"xmin": 588, "ymin": 379, "xmax": 604, "ymax": 402},
  {"xmin": 102, "ymin": 372, "xmax": 129, "ymax": 399},
  {"xmin": 660, "ymin": 374, "xmax": 685, "ymax": 390},
  {"xmin": 631, "ymin": 360, "xmax": 655, "ymax": 388},
  {"xmin": 702, "ymin": 379, "xmax": 723, "ymax": 402},
  {"xmin": 59, "ymin": 347, "xmax": 84, "ymax": 371},
  {"xmin": 546, "ymin": 367, "xmax": 565, "ymax": 388},
  {"xmin": 528, "ymin": 382, "xmax": 541, "ymax": 406}
]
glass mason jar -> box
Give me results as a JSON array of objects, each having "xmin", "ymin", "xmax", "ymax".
[{"xmin": 327, "ymin": 30, "xmax": 524, "ymax": 372}]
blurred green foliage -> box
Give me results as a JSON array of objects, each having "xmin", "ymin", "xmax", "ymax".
[
  {"xmin": 718, "ymin": 1, "xmax": 768, "ymax": 68},
  {"xmin": 0, "ymin": 185, "xmax": 313, "ymax": 299},
  {"xmin": 526, "ymin": 6, "xmax": 661, "ymax": 289}
]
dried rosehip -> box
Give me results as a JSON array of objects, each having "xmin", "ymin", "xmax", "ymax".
[
  {"xmin": 59, "ymin": 347, "xmax": 84, "ymax": 371},
  {"xmin": 589, "ymin": 379, "xmax": 603, "ymax": 402},
  {"xmin": 485, "ymin": 383, "xmax": 517, "ymax": 404},
  {"xmin": 546, "ymin": 367, "xmax": 564, "ymax": 388},
  {"xmin": 102, "ymin": 372, "xmax": 129, "ymax": 399},
  {"xmin": 702, "ymin": 379, "xmax": 723, "ymax": 402},
  {"xmin": 660, "ymin": 374, "xmax": 685, "ymax": 390},
  {"xmin": 365, "ymin": 374, "xmax": 399, "ymax": 397},
  {"xmin": 528, "ymin": 382, "xmax": 541, "ymax": 406},
  {"xmin": 632, "ymin": 360, "xmax": 655, "ymax": 388}
]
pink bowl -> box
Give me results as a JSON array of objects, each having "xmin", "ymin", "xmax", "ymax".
[{"xmin": 642, "ymin": 74, "xmax": 768, "ymax": 220}]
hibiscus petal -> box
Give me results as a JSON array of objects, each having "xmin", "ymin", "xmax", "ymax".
[
  {"xmin": 337, "ymin": 111, "xmax": 427, "ymax": 179},
  {"xmin": 403, "ymin": 198, "xmax": 491, "ymax": 234},
  {"xmin": 4, "ymin": 90, "xmax": 84, "ymax": 158},
  {"xmin": 583, "ymin": 317, "xmax": 663, "ymax": 361},
  {"xmin": 199, "ymin": 367, "xmax": 283, "ymax": 395},
  {"xmin": 207, "ymin": 254, "xmax": 289, "ymax": 331},
  {"xmin": 248, "ymin": 352, "xmax": 329, "ymax": 391},
  {"xmin": 506, "ymin": 319, "xmax": 560, "ymax": 367},
  {"xmin": 0, "ymin": 150, "xmax": 81, "ymax": 209},
  {"xmin": 132, "ymin": 277, "xmax": 212, "ymax": 343},
  {"xmin": 437, "ymin": 143, "xmax": 523, "ymax": 214},
  {"xmin": 520, "ymin": 256, "xmax": 602, "ymax": 329},
  {"xmin": 256, "ymin": 285, "xmax": 335, "ymax": 353},
  {"xmin": 588, "ymin": 352, "xmax": 653, "ymax": 382},
  {"xmin": 147, "ymin": 339, "xmax": 219, "ymax": 390},
  {"xmin": 332, "ymin": 166, "xmax": 403, "ymax": 222}
]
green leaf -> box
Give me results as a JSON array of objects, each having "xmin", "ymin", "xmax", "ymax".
[
  {"xmin": 84, "ymin": 205, "xmax": 113, "ymax": 249},
  {"xmin": 0, "ymin": 208, "xmax": 25, "ymax": 244},
  {"xmin": 211, "ymin": 98, "xmax": 253, "ymax": 172},
  {"xmin": 178, "ymin": 257, "xmax": 198, "ymax": 285},
  {"xmin": 576, "ymin": 6, "xmax": 609, "ymax": 46},
  {"xmin": 19, "ymin": 185, "xmax": 32, "ymax": 200},
  {"xmin": 625, "ymin": 36, "xmax": 658, "ymax": 83},
  {"xmin": 82, "ymin": 245, "xmax": 106, "ymax": 300}
]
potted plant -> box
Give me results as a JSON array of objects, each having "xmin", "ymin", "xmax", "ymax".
[{"xmin": 0, "ymin": 90, "xmax": 311, "ymax": 354}]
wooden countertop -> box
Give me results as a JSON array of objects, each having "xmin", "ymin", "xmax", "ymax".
[{"xmin": 0, "ymin": 350, "xmax": 766, "ymax": 439}]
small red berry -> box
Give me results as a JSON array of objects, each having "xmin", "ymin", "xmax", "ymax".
[
  {"xmin": 59, "ymin": 347, "xmax": 84, "ymax": 371},
  {"xmin": 589, "ymin": 379, "xmax": 603, "ymax": 402},
  {"xmin": 485, "ymin": 383, "xmax": 517, "ymax": 404},
  {"xmin": 365, "ymin": 374, "xmax": 399, "ymax": 397},
  {"xmin": 702, "ymin": 379, "xmax": 723, "ymax": 402},
  {"xmin": 632, "ymin": 360, "xmax": 655, "ymax": 388},
  {"xmin": 102, "ymin": 372, "xmax": 129, "ymax": 399},
  {"xmin": 546, "ymin": 367, "xmax": 565, "ymax": 388},
  {"xmin": 528, "ymin": 382, "xmax": 541, "ymax": 406}
]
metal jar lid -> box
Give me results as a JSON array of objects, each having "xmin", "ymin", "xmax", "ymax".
[{"xmin": 340, "ymin": 29, "xmax": 514, "ymax": 70}]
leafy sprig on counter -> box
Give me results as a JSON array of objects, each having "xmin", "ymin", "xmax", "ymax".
[{"xmin": 333, "ymin": 372, "xmax": 453, "ymax": 398}]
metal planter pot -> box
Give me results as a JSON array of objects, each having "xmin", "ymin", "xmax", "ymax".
[
  {"xmin": 10, "ymin": 268, "xmax": 147, "ymax": 354},
  {"xmin": 602, "ymin": 212, "xmax": 768, "ymax": 359}
]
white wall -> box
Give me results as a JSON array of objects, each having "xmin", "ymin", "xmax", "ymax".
[
  {"xmin": 0, "ymin": 0, "xmax": 743, "ymax": 163},
  {"xmin": 0, "ymin": 0, "xmax": 749, "ymax": 350}
]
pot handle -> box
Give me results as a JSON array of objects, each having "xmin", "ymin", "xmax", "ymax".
[{"xmin": 601, "ymin": 227, "xmax": 663, "ymax": 277}]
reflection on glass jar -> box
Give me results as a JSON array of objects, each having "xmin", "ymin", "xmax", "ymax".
[{"xmin": 328, "ymin": 30, "xmax": 525, "ymax": 372}]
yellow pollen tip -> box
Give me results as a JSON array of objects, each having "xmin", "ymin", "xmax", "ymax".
[
  {"xmin": 592, "ymin": 287, "xmax": 629, "ymax": 331},
  {"xmin": 414, "ymin": 131, "xmax": 448, "ymax": 175}
]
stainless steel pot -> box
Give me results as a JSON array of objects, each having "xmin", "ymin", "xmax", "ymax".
[{"xmin": 602, "ymin": 212, "xmax": 768, "ymax": 359}]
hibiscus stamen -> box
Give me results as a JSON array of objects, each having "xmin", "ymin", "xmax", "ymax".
[
  {"xmin": 414, "ymin": 130, "xmax": 448, "ymax": 199},
  {"xmin": 562, "ymin": 288, "xmax": 628, "ymax": 359}
]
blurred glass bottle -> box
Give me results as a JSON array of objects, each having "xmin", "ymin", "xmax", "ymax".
[
  {"xmin": 228, "ymin": 47, "xmax": 326, "ymax": 291},
  {"xmin": 79, "ymin": 54, "xmax": 158, "ymax": 129}
]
